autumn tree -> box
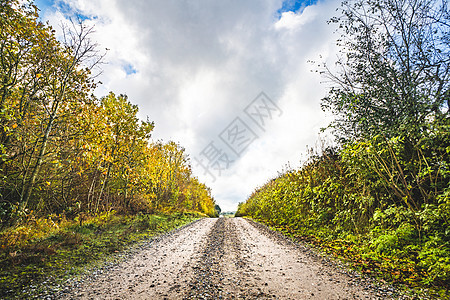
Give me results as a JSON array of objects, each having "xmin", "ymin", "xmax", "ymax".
[
  {"xmin": 322, "ymin": 0, "xmax": 449, "ymax": 141},
  {"xmin": 93, "ymin": 93, "xmax": 153, "ymax": 212},
  {"xmin": 0, "ymin": 0, "xmax": 217, "ymax": 224},
  {"xmin": 0, "ymin": 0, "xmax": 103, "ymax": 216}
]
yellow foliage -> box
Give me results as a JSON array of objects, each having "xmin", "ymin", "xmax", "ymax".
[{"xmin": 0, "ymin": 214, "xmax": 70, "ymax": 249}]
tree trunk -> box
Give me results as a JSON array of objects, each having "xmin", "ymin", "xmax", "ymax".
[
  {"xmin": 21, "ymin": 111, "xmax": 56, "ymax": 210},
  {"xmin": 96, "ymin": 160, "xmax": 112, "ymax": 213}
]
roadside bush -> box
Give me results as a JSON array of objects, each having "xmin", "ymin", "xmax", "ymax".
[{"xmin": 237, "ymin": 118, "xmax": 450, "ymax": 292}]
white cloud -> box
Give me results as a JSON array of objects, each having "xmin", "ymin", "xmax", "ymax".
[
  {"xmin": 275, "ymin": 6, "xmax": 318, "ymax": 30},
  {"xmin": 40, "ymin": 0, "xmax": 341, "ymax": 211}
]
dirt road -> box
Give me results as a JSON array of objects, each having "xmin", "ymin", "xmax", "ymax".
[{"xmin": 63, "ymin": 218, "xmax": 397, "ymax": 299}]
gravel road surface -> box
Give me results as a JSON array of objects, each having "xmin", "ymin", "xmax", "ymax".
[{"xmin": 62, "ymin": 218, "xmax": 398, "ymax": 299}]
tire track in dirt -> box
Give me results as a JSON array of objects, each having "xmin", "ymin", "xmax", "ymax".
[
  {"xmin": 62, "ymin": 218, "xmax": 216, "ymax": 299},
  {"xmin": 61, "ymin": 217, "xmax": 400, "ymax": 299},
  {"xmin": 235, "ymin": 218, "xmax": 391, "ymax": 299}
]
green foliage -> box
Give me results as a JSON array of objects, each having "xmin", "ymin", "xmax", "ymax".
[
  {"xmin": 321, "ymin": 0, "xmax": 449, "ymax": 141},
  {"xmin": 237, "ymin": 116, "xmax": 450, "ymax": 295},
  {"xmin": 214, "ymin": 204, "xmax": 221, "ymax": 217},
  {"xmin": 239, "ymin": 0, "xmax": 449, "ymax": 296},
  {"xmin": 371, "ymin": 223, "xmax": 416, "ymax": 254}
]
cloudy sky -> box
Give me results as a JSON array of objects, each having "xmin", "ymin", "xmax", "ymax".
[{"xmin": 35, "ymin": 0, "xmax": 341, "ymax": 211}]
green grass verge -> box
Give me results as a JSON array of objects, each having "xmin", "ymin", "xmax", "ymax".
[
  {"xmin": 0, "ymin": 211, "xmax": 203, "ymax": 299},
  {"xmin": 245, "ymin": 217, "xmax": 449, "ymax": 300}
]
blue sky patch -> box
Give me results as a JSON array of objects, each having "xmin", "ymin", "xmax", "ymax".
[
  {"xmin": 55, "ymin": 2, "xmax": 90, "ymax": 21},
  {"xmin": 34, "ymin": 0, "xmax": 90, "ymax": 21},
  {"xmin": 277, "ymin": 0, "xmax": 318, "ymax": 17},
  {"xmin": 34, "ymin": 0, "xmax": 54, "ymax": 12},
  {"xmin": 123, "ymin": 64, "xmax": 137, "ymax": 76}
]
